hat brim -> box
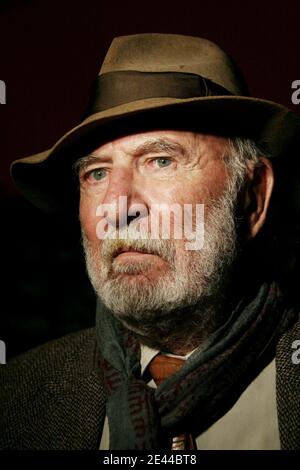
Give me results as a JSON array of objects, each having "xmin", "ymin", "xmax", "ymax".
[{"xmin": 10, "ymin": 95, "xmax": 300, "ymax": 213}]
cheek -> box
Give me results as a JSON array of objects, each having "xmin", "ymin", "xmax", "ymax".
[
  {"xmin": 79, "ymin": 195, "xmax": 99, "ymax": 242},
  {"xmin": 185, "ymin": 163, "xmax": 229, "ymax": 204},
  {"xmin": 159, "ymin": 167, "xmax": 227, "ymax": 206}
]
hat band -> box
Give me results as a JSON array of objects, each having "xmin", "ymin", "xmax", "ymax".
[{"xmin": 84, "ymin": 71, "xmax": 233, "ymax": 117}]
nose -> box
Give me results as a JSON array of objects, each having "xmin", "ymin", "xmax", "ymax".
[{"xmin": 100, "ymin": 167, "xmax": 145, "ymax": 229}]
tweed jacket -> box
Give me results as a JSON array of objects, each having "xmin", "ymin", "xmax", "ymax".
[{"xmin": 1, "ymin": 318, "xmax": 300, "ymax": 450}]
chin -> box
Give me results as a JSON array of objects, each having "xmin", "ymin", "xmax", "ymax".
[
  {"xmin": 109, "ymin": 270, "xmax": 164, "ymax": 288},
  {"xmin": 111, "ymin": 258, "xmax": 170, "ymax": 279}
]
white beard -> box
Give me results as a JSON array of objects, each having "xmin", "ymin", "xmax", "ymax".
[{"xmin": 81, "ymin": 186, "xmax": 239, "ymax": 340}]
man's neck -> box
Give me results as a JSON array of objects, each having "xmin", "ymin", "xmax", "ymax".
[{"xmin": 122, "ymin": 303, "xmax": 225, "ymax": 355}]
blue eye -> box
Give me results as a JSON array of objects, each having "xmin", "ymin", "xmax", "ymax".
[
  {"xmin": 155, "ymin": 158, "xmax": 172, "ymax": 168},
  {"xmin": 89, "ymin": 168, "xmax": 106, "ymax": 181}
]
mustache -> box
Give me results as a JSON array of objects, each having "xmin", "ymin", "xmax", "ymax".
[{"xmin": 100, "ymin": 228, "xmax": 176, "ymax": 263}]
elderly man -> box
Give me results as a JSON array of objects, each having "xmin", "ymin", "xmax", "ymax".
[{"xmin": 1, "ymin": 33, "xmax": 300, "ymax": 450}]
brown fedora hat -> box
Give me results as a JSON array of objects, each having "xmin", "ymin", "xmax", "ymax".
[{"xmin": 10, "ymin": 33, "xmax": 300, "ymax": 213}]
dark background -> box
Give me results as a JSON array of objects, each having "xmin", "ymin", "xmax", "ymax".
[{"xmin": 1, "ymin": 0, "xmax": 300, "ymax": 359}]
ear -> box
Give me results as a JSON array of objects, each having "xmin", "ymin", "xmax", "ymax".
[{"xmin": 242, "ymin": 157, "xmax": 274, "ymax": 239}]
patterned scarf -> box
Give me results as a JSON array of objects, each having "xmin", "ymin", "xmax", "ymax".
[{"xmin": 95, "ymin": 281, "xmax": 295, "ymax": 449}]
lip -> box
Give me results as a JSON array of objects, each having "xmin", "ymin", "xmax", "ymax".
[{"xmin": 114, "ymin": 248, "xmax": 157, "ymax": 257}]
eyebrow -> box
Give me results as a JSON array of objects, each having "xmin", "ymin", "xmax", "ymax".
[
  {"xmin": 132, "ymin": 138, "xmax": 186, "ymax": 157},
  {"xmin": 73, "ymin": 137, "xmax": 186, "ymax": 175}
]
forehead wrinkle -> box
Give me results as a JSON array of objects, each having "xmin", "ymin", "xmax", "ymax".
[
  {"xmin": 74, "ymin": 135, "xmax": 194, "ymax": 174},
  {"xmin": 131, "ymin": 137, "xmax": 187, "ymax": 158}
]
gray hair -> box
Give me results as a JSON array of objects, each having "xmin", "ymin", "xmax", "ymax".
[{"xmin": 224, "ymin": 137, "xmax": 268, "ymax": 195}]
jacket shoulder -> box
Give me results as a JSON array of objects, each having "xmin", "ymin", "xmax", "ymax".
[
  {"xmin": 0, "ymin": 328, "xmax": 106, "ymax": 449},
  {"xmin": 276, "ymin": 314, "xmax": 300, "ymax": 450}
]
